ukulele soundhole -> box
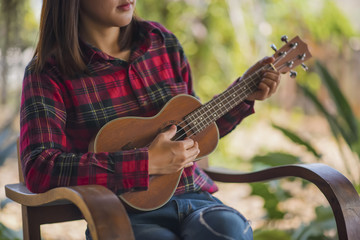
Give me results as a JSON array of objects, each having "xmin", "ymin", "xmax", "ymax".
[{"xmin": 174, "ymin": 125, "xmax": 187, "ymax": 141}]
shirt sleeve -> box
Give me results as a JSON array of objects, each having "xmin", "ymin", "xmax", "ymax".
[
  {"xmin": 20, "ymin": 66, "xmax": 149, "ymax": 194},
  {"xmin": 214, "ymin": 77, "xmax": 255, "ymax": 137},
  {"xmin": 215, "ymin": 98, "xmax": 254, "ymax": 138}
]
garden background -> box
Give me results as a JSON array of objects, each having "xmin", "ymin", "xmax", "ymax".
[{"xmin": 1, "ymin": 0, "xmax": 360, "ymax": 239}]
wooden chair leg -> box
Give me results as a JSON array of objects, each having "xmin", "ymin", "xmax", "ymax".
[{"xmin": 22, "ymin": 206, "xmax": 41, "ymax": 240}]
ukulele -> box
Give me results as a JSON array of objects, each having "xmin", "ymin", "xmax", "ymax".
[{"xmin": 89, "ymin": 35, "xmax": 312, "ymax": 211}]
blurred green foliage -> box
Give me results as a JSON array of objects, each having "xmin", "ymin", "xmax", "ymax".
[
  {"xmin": 137, "ymin": 0, "xmax": 357, "ymax": 102},
  {"xmin": 248, "ymin": 150, "xmax": 337, "ymax": 239},
  {"xmin": 0, "ymin": 0, "xmax": 38, "ymax": 50},
  {"xmin": 299, "ymin": 61, "xmax": 360, "ymax": 183},
  {"xmin": 0, "ymin": 0, "xmax": 37, "ymax": 237},
  {"xmin": 0, "ymin": 120, "xmax": 20, "ymax": 239},
  {"xmin": 0, "ymin": 0, "xmax": 38, "ymax": 104},
  {"xmin": 137, "ymin": 0, "xmax": 359, "ymax": 238},
  {"xmin": 0, "ymin": 223, "xmax": 21, "ymax": 240}
]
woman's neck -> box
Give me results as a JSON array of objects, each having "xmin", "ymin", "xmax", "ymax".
[{"xmin": 79, "ymin": 18, "xmax": 129, "ymax": 61}]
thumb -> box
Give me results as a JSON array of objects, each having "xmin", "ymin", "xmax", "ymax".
[
  {"xmin": 259, "ymin": 56, "xmax": 275, "ymax": 66},
  {"xmin": 243, "ymin": 56, "xmax": 276, "ymax": 78},
  {"xmin": 163, "ymin": 125, "xmax": 177, "ymax": 140}
]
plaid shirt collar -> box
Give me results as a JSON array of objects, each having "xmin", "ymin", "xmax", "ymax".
[{"xmin": 80, "ymin": 21, "xmax": 166, "ymax": 65}]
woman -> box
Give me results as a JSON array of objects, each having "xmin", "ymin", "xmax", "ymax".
[{"xmin": 20, "ymin": 0, "xmax": 280, "ymax": 239}]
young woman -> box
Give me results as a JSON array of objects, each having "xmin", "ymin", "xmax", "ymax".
[{"xmin": 20, "ymin": 0, "xmax": 280, "ymax": 239}]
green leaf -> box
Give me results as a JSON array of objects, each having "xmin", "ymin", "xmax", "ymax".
[
  {"xmin": 315, "ymin": 61, "xmax": 358, "ymax": 143},
  {"xmin": 250, "ymin": 182, "xmax": 288, "ymax": 219},
  {"xmin": 299, "ymin": 85, "xmax": 350, "ymax": 145},
  {"xmin": 314, "ymin": 206, "xmax": 334, "ymax": 222},
  {"xmin": 0, "ymin": 199, "xmax": 12, "ymax": 209},
  {"xmin": 251, "ymin": 152, "xmax": 302, "ymax": 167},
  {"xmin": 272, "ymin": 124, "xmax": 322, "ymax": 159},
  {"xmin": 0, "ymin": 222, "xmax": 21, "ymax": 240},
  {"xmin": 354, "ymin": 183, "xmax": 360, "ymax": 194},
  {"xmin": 292, "ymin": 206, "xmax": 337, "ymax": 240}
]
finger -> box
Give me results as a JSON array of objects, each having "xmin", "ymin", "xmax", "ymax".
[
  {"xmin": 263, "ymin": 71, "xmax": 280, "ymax": 82},
  {"xmin": 260, "ymin": 56, "xmax": 275, "ymax": 65},
  {"xmin": 265, "ymin": 71, "xmax": 281, "ymax": 90},
  {"xmin": 184, "ymin": 161, "xmax": 194, "ymax": 168},
  {"xmin": 253, "ymin": 57, "xmax": 275, "ymax": 70},
  {"xmin": 185, "ymin": 141, "xmax": 200, "ymax": 159},
  {"xmin": 256, "ymin": 82, "xmax": 271, "ymax": 100},
  {"xmin": 244, "ymin": 56, "xmax": 276, "ymax": 78},
  {"xmin": 181, "ymin": 138, "xmax": 195, "ymax": 150},
  {"xmin": 261, "ymin": 79, "xmax": 278, "ymax": 95}
]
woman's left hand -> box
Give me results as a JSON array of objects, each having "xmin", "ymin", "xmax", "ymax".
[{"xmin": 243, "ymin": 56, "xmax": 281, "ymax": 101}]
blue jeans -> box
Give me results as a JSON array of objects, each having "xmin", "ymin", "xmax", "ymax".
[{"xmin": 86, "ymin": 191, "xmax": 252, "ymax": 240}]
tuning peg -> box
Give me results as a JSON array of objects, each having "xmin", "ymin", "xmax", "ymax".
[
  {"xmin": 287, "ymin": 61, "xmax": 294, "ymax": 68},
  {"xmin": 270, "ymin": 44, "xmax": 278, "ymax": 52},
  {"xmin": 301, "ymin": 63, "xmax": 309, "ymax": 71},
  {"xmin": 281, "ymin": 35, "xmax": 288, "ymax": 43},
  {"xmin": 299, "ymin": 53, "xmax": 306, "ymax": 60},
  {"xmin": 279, "ymin": 51, "xmax": 287, "ymax": 56},
  {"xmin": 290, "ymin": 71, "xmax": 297, "ymax": 78},
  {"xmin": 290, "ymin": 42, "xmax": 298, "ymax": 49}
]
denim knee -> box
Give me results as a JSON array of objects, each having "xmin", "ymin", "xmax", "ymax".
[
  {"xmin": 182, "ymin": 205, "xmax": 253, "ymax": 240},
  {"xmin": 132, "ymin": 224, "xmax": 180, "ymax": 240},
  {"xmin": 86, "ymin": 224, "xmax": 181, "ymax": 240}
]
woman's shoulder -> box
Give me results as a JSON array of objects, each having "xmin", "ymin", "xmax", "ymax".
[
  {"xmin": 24, "ymin": 54, "xmax": 58, "ymax": 74},
  {"xmin": 139, "ymin": 20, "xmax": 169, "ymax": 32},
  {"xmin": 139, "ymin": 20, "xmax": 182, "ymax": 50},
  {"xmin": 23, "ymin": 55, "xmax": 63, "ymax": 88},
  {"xmin": 140, "ymin": 20, "xmax": 178, "ymax": 40}
]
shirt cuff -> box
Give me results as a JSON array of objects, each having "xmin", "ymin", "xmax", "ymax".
[{"xmin": 112, "ymin": 148, "xmax": 149, "ymax": 194}]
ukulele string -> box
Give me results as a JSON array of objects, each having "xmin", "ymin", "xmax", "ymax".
[
  {"xmin": 173, "ymin": 50, "xmax": 299, "ymax": 142},
  {"xmin": 135, "ymin": 48, "xmax": 300, "ymax": 149},
  {"xmin": 172, "ymin": 64, "xmax": 275, "ymax": 141},
  {"xmin": 179, "ymin": 46, "xmax": 302, "ymax": 140}
]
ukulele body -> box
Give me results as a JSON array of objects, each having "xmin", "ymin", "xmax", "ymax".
[{"xmin": 90, "ymin": 94, "xmax": 219, "ymax": 211}]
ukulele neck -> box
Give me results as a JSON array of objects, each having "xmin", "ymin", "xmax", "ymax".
[{"xmin": 184, "ymin": 66, "xmax": 266, "ymax": 135}]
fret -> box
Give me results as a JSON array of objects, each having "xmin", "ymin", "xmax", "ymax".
[
  {"xmin": 185, "ymin": 112, "xmax": 199, "ymax": 134},
  {"xmin": 184, "ymin": 64, "xmax": 266, "ymax": 135}
]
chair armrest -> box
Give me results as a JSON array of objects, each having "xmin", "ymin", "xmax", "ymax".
[
  {"xmin": 203, "ymin": 163, "xmax": 360, "ymax": 240},
  {"xmin": 5, "ymin": 183, "xmax": 135, "ymax": 240}
]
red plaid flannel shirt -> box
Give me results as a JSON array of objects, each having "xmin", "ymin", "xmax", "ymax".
[{"xmin": 20, "ymin": 21, "xmax": 254, "ymax": 195}]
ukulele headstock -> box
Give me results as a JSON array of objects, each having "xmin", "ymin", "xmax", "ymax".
[{"xmin": 271, "ymin": 35, "xmax": 312, "ymax": 78}]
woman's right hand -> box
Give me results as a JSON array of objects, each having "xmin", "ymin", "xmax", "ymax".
[{"xmin": 148, "ymin": 125, "xmax": 200, "ymax": 175}]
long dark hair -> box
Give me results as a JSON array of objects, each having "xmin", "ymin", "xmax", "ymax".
[{"xmin": 33, "ymin": 0, "xmax": 138, "ymax": 76}]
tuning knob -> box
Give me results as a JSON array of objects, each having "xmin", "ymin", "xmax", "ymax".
[
  {"xmin": 299, "ymin": 53, "xmax": 306, "ymax": 60},
  {"xmin": 281, "ymin": 35, "xmax": 288, "ymax": 43},
  {"xmin": 290, "ymin": 42, "xmax": 298, "ymax": 49},
  {"xmin": 287, "ymin": 61, "xmax": 294, "ymax": 68},
  {"xmin": 270, "ymin": 44, "xmax": 278, "ymax": 52},
  {"xmin": 301, "ymin": 63, "xmax": 309, "ymax": 71},
  {"xmin": 290, "ymin": 71, "xmax": 297, "ymax": 78}
]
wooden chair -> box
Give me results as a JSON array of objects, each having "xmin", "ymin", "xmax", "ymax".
[
  {"xmin": 5, "ymin": 140, "xmax": 360, "ymax": 239},
  {"xmin": 5, "ymin": 140, "xmax": 135, "ymax": 240}
]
